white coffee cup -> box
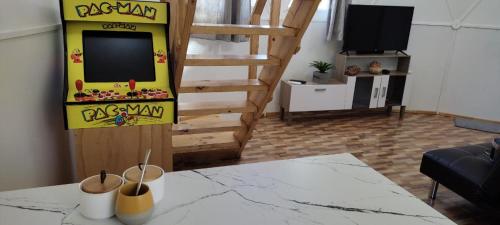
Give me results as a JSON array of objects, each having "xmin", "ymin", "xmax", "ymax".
[
  {"xmin": 78, "ymin": 173, "xmax": 123, "ymax": 219},
  {"xmin": 123, "ymin": 165, "xmax": 165, "ymax": 204}
]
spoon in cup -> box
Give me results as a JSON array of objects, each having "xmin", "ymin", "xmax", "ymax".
[{"xmin": 135, "ymin": 149, "xmax": 151, "ymax": 196}]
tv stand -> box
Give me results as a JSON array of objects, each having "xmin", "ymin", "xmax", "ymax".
[
  {"xmin": 339, "ymin": 50, "xmax": 350, "ymax": 56},
  {"xmin": 355, "ymin": 50, "xmax": 384, "ymax": 54},
  {"xmin": 280, "ymin": 52, "xmax": 412, "ymax": 124},
  {"xmin": 396, "ymin": 50, "xmax": 409, "ymax": 56},
  {"xmin": 341, "ymin": 50, "xmax": 410, "ymax": 57}
]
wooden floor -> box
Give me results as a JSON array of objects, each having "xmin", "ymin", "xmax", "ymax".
[{"xmin": 174, "ymin": 112, "xmax": 499, "ymax": 225}]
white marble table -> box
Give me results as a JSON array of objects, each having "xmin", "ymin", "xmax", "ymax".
[{"xmin": 0, "ymin": 153, "xmax": 456, "ymax": 225}]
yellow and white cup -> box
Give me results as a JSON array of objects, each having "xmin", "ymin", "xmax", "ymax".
[
  {"xmin": 115, "ymin": 183, "xmax": 154, "ymax": 225},
  {"xmin": 78, "ymin": 173, "xmax": 123, "ymax": 219},
  {"xmin": 122, "ymin": 164, "xmax": 165, "ymax": 204}
]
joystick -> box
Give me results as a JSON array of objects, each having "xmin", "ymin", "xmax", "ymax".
[
  {"xmin": 76, "ymin": 79, "xmax": 83, "ymax": 92},
  {"xmin": 74, "ymin": 79, "xmax": 85, "ymax": 99},
  {"xmin": 129, "ymin": 79, "xmax": 136, "ymax": 91},
  {"xmin": 128, "ymin": 79, "xmax": 138, "ymax": 97}
]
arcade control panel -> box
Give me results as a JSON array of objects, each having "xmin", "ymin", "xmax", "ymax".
[
  {"xmin": 69, "ymin": 79, "xmax": 172, "ymax": 103},
  {"xmin": 64, "ymin": 78, "xmax": 175, "ymax": 129}
]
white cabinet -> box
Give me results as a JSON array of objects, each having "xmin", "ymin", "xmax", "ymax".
[
  {"xmin": 369, "ymin": 75, "xmax": 389, "ymax": 108},
  {"xmin": 369, "ymin": 76, "xmax": 382, "ymax": 108},
  {"xmin": 280, "ymin": 80, "xmax": 347, "ymax": 112},
  {"xmin": 335, "ymin": 52, "xmax": 411, "ymax": 119},
  {"xmin": 352, "ymin": 75, "xmax": 392, "ymax": 109},
  {"xmin": 280, "ymin": 53, "xmax": 412, "ymax": 123},
  {"xmin": 289, "ymin": 84, "xmax": 346, "ymax": 111},
  {"xmin": 279, "ymin": 75, "xmax": 408, "ymax": 124},
  {"xmin": 378, "ymin": 75, "xmax": 390, "ymax": 108}
]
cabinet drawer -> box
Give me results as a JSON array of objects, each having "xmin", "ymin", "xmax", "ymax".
[{"xmin": 289, "ymin": 85, "xmax": 346, "ymax": 112}]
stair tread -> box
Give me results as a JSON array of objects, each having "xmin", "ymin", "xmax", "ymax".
[
  {"xmin": 179, "ymin": 79, "xmax": 268, "ymax": 93},
  {"xmin": 173, "ymin": 131, "xmax": 240, "ymax": 153},
  {"xmin": 191, "ymin": 23, "xmax": 296, "ymax": 36},
  {"xmin": 185, "ymin": 54, "xmax": 280, "ymax": 66},
  {"xmin": 178, "ymin": 100, "xmax": 257, "ymax": 116},
  {"xmin": 174, "ymin": 115, "xmax": 242, "ymax": 135}
]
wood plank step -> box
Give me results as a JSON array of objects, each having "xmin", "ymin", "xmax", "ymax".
[
  {"xmin": 191, "ymin": 23, "xmax": 297, "ymax": 36},
  {"xmin": 173, "ymin": 115, "xmax": 242, "ymax": 135},
  {"xmin": 179, "ymin": 79, "xmax": 268, "ymax": 93},
  {"xmin": 185, "ymin": 54, "xmax": 280, "ymax": 66},
  {"xmin": 172, "ymin": 131, "xmax": 240, "ymax": 153},
  {"xmin": 178, "ymin": 100, "xmax": 257, "ymax": 116}
]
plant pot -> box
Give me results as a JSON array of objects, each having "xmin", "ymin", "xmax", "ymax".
[{"xmin": 313, "ymin": 71, "xmax": 331, "ymax": 84}]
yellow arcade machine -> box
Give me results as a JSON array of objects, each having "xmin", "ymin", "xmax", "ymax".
[{"xmin": 60, "ymin": 0, "xmax": 176, "ymax": 179}]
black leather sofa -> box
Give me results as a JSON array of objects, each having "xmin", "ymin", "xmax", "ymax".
[{"xmin": 420, "ymin": 138, "xmax": 500, "ymax": 209}]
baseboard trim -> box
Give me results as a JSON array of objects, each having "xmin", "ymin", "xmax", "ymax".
[
  {"xmin": 264, "ymin": 109, "xmax": 500, "ymax": 124},
  {"xmin": 262, "ymin": 112, "xmax": 280, "ymax": 118},
  {"xmin": 439, "ymin": 112, "xmax": 500, "ymax": 124}
]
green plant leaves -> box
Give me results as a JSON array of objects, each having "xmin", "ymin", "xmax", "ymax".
[{"xmin": 309, "ymin": 60, "xmax": 334, "ymax": 73}]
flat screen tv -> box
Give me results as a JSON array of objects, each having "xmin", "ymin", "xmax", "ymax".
[
  {"xmin": 83, "ymin": 31, "xmax": 156, "ymax": 82},
  {"xmin": 342, "ymin": 5, "xmax": 414, "ymax": 53}
]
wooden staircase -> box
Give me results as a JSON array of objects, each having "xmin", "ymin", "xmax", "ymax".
[{"xmin": 169, "ymin": 0, "xmax": 321, "ymax": 158}]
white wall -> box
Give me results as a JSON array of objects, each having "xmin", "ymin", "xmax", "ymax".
[
  {"xmin": 438, "ymin": 28, "xmax": 500, "ymax": 121},
  {"xmin": 0, "ymin": 0, "xmax": 61, "ymax": 40},
  {"xmin": 0, "ymin": 0, "xmax": 71, "ymax": 191},
  {"xmin": 376, "ymin": 0, "xmax": 500, "ymax": 121}
]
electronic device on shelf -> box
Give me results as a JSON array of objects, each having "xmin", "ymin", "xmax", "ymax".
[
  {"xmin": 342, "ymin": 5, "xmax": 414, "ymax": 55},
  {"xmin": 289, "ymin": 79, "xmax": 307, "ymax": 85}
]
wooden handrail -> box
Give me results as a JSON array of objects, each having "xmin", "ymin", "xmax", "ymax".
[
  {"xmin": 268, "ymin": 0, "xmax": 281, "ymax": 53},
  {"xmin": 248, "ymin": 0, "xmax": 268, "ymax": 80},
  {"xmin": 237, "ymin": 0, "xmax": 321, "ymax": 151},
  {"xmin": 173, "ymin": 0, "xmax": 197, "ymax": 90},
  {"xmin": 250, "ymin": 0, "xmax": 267, "ymax": 24},
  {"xmin": 247, "ymin": 0, "xmax": 281, "ymax": 79}
]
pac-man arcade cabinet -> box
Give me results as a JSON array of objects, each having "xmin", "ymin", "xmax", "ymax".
[{"xmin": 61, "ymin": 0, "xmax": 176, "ymax": 179}]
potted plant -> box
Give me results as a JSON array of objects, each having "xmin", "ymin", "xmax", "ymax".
[{"xmin": 310, "ymin": 60, "xmax": 334, "ymax": 83}]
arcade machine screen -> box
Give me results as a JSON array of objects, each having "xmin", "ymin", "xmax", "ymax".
[{"xmin": 83, "ymin": 31, "xmax": 156, "ymax": 82}]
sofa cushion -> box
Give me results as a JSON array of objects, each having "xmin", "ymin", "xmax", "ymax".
[{"xmin": 420, "ymin": 143, "xmax": 494, "ymax": 206}]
